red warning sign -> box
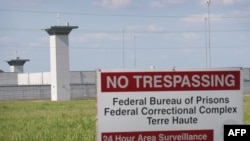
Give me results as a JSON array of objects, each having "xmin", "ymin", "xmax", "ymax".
[{"xmin": 101, "ymin": 71, "xmax": 240, "ymax": 92}]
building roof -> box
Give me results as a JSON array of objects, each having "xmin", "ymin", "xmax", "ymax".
[
  {"xmin": 44, "ymin": 25, "xmax": 78, "ymax": 35},
  {"xmin": 6, "ymin": 57, "xmax": 30, "ymax": 66}
]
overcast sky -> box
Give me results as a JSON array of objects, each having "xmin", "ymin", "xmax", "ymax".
[{"xmin": 0, "ymin": 0, "xmax": 249, "ymax": 72}]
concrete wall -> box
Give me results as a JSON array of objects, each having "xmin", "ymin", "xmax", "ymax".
[
  {"xmin": 243, "ymin": 68, "xmax": 250, "ymax": 94},
  {"xmin": 0, "ymin": 73, "xmax": 18, "ymax": 85},
  {"xmin": 71, "ymin": 71, "xmax": 95, "ymax": 84},
  {"xmin": 18, "ymin": 72, "xmax": 50, "ymax": 85},
  {"xmin": 0, "ymin": 85, "xmax": 50, "ymax": 100},
  {"xmin": 243, "ymin": 68, "xmax": 250, "ymax": 80},
  {"xmin": 71, "ymin": 84, "xmax": 96, "ymax": 99},
  {"xmin": 244, "ymin": 80, "xmax": 250, "ymax": 94},
  {"xmin": 0, "ymin": 84, "xmax": 96, "ymax": 100},
  {"xmin": 15, "ymin": 71, "xmax": 95, "ymax": 85},
  {"xmin": 0, "ymin": 71, "xmax": 96, "ymax": 100},
  {"xmin": 0, "ymin": 69, "xmax": 250, "ymax": 100}
]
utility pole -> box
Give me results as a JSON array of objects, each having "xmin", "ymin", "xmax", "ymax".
[
  {"xmin": 204, "ymin": 17, "xmax": 208, "ymax": 68},
  {"xmin": 133, "ymin": 36, "xmax": 136, "ymax": 69},
  {"xmin": 206, "ymin": 0, "xmax": 211, "ymax": 68},
  {"xmin": 121, "ymin": 29, "xmax": 125, "ymax": 68}
]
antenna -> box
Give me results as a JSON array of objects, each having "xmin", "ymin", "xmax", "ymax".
[
  {"xmin": 57, "ymin": 13, "xmax": 60, "ymax": 25},
  {"xmin": 15, "ymin": 51, "xmax": 19, "ymax": 59}
]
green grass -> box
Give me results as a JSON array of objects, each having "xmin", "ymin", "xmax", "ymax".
[
  {"xmin": 0, "ymin": 95, "xmax": 249, "ymax": 141},
  {"xmin": 244, "ymin": 94, "xmax": 250, "ymax": 124},
  {"xmin": 0, "ymin": 100, "xmax": 96, "ymax": 141}
]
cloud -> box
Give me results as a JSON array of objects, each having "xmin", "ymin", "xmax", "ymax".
[
  {"xmin": 0, "ymin": 37, "xmax": 11, "ymax": 43},
  {"xmin": 208, "ymin": 0, "xmax": 247, "ymax": 5},
  {"xmin": 181, "ymin": 14, "xmax": 207, "ymax": 23},
  {"xmin": 231, "ymin": 8, "xmax": 250, "ymax": 17},
  {"xmin": 181, "ymin": 14, "xmax": 223, "ymax": 23},
  {"xmin": 146, "ymin": 24, "xmax": 164, "ymax": 32},
  {"xmin": 149, "ymin": 0, "xmax": 186, "ymax": 8},
  {"xmin": 72, "ymin": 32, "xmax": 120, "ymax": 43},
  {"xmin": 222, "ymin": 0, "xmax": 246, "ymax": 5},
  {"xmin": 149, "ymin": 1, "xmax": 166, "ymax": 8},
  {"xmin": 223, "ymin": 0, "xmax": 234, "ymax": 4},
  {"xmin": 27, "ymin": 36, "xmax": 48, "ymax": 48},
  {"xmin": 126, "ymin": 24, "xmax": 164, "ymax": 32},
  {"xmin": 181, "ymin": 32, "xmax": 199, "ymax": 41},
  {"xmin": 1, "ymin": 0, "xmax": 42, "ymax": 7},
  {"xmin": 93, "ymin": 0, "xmax": 131, "ymax": 9}
]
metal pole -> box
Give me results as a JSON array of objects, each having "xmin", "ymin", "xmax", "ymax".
[
  {"xmin": 207, "ymin": 0, "xmax": 211, "ymax": 68},
  {"xmin": 122, "ymin": 30, "xmax": 125, "ymax": 68},
  {"xmin": 133, "ymin": 36, "xmax": 136, "ymax": 69},
  {"xmin": 120, "ymin": 29, "xmax": 125, "ymax": 68},
  {"xmin": 204, "ymin": 17, "xmax": 208, "ymax": 68}
]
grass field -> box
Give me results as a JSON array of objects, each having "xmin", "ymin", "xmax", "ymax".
[
  {"xmin": 243, "ymin": 94, "xmax": 250, "ymax": 124},
  {"xmin": 0, "ymin": 95, "xmax": 250, "ymax": 141},
  {"xmin": 0, "ymin": 100, "xmax": 96, "ymax": 141}
]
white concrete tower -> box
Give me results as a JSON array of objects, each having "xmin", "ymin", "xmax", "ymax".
[{"xmin": 44, "ymin": 25, "xmax": 78, "ymax": 101}]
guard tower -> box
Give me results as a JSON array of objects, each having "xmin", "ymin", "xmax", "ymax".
[
  {"xmin": 44, "ymin": 25, "xmax": 78, "ymax": 101},
  {"xmin": 6, "ymin": 57, "xmax": 29, "ymax": 73}
]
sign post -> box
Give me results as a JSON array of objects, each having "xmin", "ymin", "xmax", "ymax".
[{"xmin": 96, "ymin": 68, "xmax": 243, "ymax": 141}]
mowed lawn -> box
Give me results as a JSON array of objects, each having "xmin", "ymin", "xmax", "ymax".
[{"xmin": 0, "ymin": 95, "xmax": 250, "ymax": 141}]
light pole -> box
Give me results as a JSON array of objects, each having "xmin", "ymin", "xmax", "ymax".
[
  {"xmin": 206, "ymin": 0, "xmax": 211, "ymax": 68},
  {"xmin": 121, "ymin": 29, "xmax": 125, "ymax": 68},
  {"xmin": 204, "ymin": 17, "xmax": 208, "ymax": 68},
  {"xmin": 133, "ymin": 36, "xmax": 136, "ymax": 69}
]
